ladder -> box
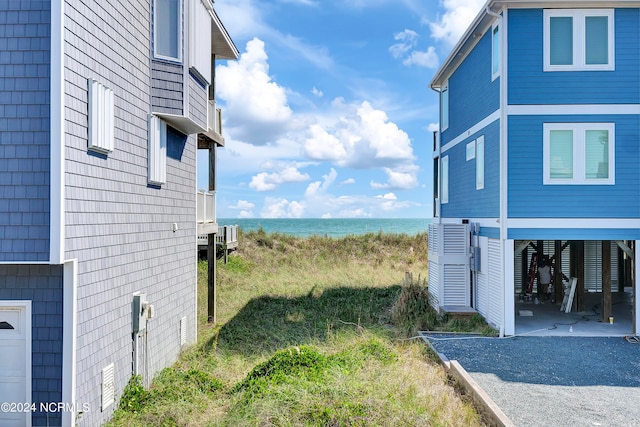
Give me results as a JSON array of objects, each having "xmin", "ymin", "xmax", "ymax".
[{"xmin": 524, "ymin": 253, "xmax": 538, "ymax": 296}]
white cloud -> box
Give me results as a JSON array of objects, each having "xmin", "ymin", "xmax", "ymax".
[
  {"xmin": 230, "ymin": 200, "xmax": 256, "ymax": 210},
  {"xmin": 305, "ymin": 168, "xmax": 338, "ymax": 197},
  {"xmin": 402, "ymin": 46, "xmax": 439, "ymax": 68},
  {"xmin": 370, "ymin": 166, "xmax": 419, "ymax": 190},
  {"xmin": 303, "ymin": 124, "xmax": 347, "ymax": 161},
  {"xmin": 427, "ymin": 122, "xmax": 439, "ymax": 132},
  {"xmin": 249, "ymin": 165, "xmax": 311, "ymax": 191},
  {"xmin": 303, "ymin": 100, "xmax": 415, "ymax": 169},
  {"xmin": 311, "ymin": 86, "xmax": 323, "ymax": 97},
  {"xmin": 340, "ymin": 178, "xmax": 356, "ymax": 185},
  {"xmin": 216, "ymin": 38, "xmax": 293, "ymax": 144},
  {"xmin": 377, "ymin": 192, "xmax": 398, "ymax": 200},
  {"xmin": 238, "ymin": 210, "xmax": 254, "ymax": 218},
  {"xmin": 389, "ymin": 29, "xmax": 419, "ymax": 59},
  {"xmin": 261, "ymin": 197, "xmax": 305, "ymax": 218},
  {"xmin": 429, "ymin": 0, "xmax": 485, "ymax": 46}
]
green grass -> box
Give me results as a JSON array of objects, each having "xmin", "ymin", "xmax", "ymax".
[{"xmin": 106, "ymin": 230, "xmax": 489, "ymax": 426}]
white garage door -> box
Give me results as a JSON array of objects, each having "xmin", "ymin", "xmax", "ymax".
[{"xmin": 0, "ymin": 303, "xmax": 30, "ymax": 427}]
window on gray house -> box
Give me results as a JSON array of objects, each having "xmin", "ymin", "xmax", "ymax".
[{"xmin": 154, "ymin": 0, "xmax": 182, "ymax": 62}]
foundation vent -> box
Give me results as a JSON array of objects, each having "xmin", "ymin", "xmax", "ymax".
[
  {"xmin": 180, "ymin": 316, "xmax": 187, "ymax": 347},
  {"xmin": 101, "ymin": 363, "xmax": 115, "ymax": 411}
]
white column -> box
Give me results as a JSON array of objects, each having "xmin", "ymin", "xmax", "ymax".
[
  {"xmin": 503, "ymin": 239, "xmax": 515, "ymax": 336},
  {"xmin": 62, "ymin": 260, "xmax": 78, "ymax": 427},
  {"xmin": 635, "ymin": 241, "xmax": 640, "ymax": 335}
]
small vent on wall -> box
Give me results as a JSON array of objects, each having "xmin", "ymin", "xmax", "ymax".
[
  {"xmin": 101, "ymin": 363, "xmax": 115, "ymax": 411},
  {"xmin": 180, "ymin": 316, "xmax": 187, "ymax": 347}
]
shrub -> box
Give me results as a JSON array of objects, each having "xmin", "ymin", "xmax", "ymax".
[
  {"xmin": 118, "ymin": 375, "xmax": 150, "ymax": 413},
  {"xmin": 390, "ymin": 272, "xmax": 434, "ymax": 333}
]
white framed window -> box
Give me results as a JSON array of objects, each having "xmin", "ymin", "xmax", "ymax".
[
  {"xmin": 491, "ymin": 23, "xmax": 500, "ymax": 80},
  {"xmin": 466, "ymin": 141, "xmax": 476, "ymax": 161},
  {"xmin": 543, "ymin": 123, "xmax": 615, "ymax": 185},
  {"xmin": 87, "ymin": 79, "xmax": 115, "ymax": 154},
  {"xmin": 544, "ymin": 9, "xmax": 614, "ymax": 72},
  {"xmin": 476, "ymin": 136, "xmax": 485, "ymax": 190},
  {"xmin": 441, "ymin": 155, "xmax": 449, "ymax": 203},
  {"xmin": 154, "ymin": 0, "xmax": 183, "ymax": 62},
  {"xmin": 441, "ymin": 83, "xmax": 449, "ymax": 131},
  {"xmin": 148, "ymin": 115, "xmax": 167, "ymax": 186}
]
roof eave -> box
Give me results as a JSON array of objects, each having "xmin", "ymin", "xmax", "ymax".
[
  {"xmin": 430, "ymin": 0, "xmax": 498, "ymax": 90},
  {"xmin": 211, "ymin": 8, "xmax": 239, "ymax": 60}
]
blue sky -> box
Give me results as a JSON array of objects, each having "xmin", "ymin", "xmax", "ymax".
[{"xmin": 199, "ymin": 0, "xmax": 486, "ymax": 218}]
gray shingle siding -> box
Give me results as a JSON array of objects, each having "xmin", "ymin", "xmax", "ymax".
[
  {"xmin": 0, "ymin": 1, "xmax": 50, "ymax": 262},
  {"xmin": 189, "ymin": 76, "xmax": 208, "ymax": 130},
  {"xmin": 63, "ymin": 1, "xmax": 197, "ymax": 426},
  {"xmin": 151, "ymin": 60, "xmax": 184, "ymax": 114},
  {"xmin": 0, "ymin": 264, "xmax": 63, "ymax": 427}
]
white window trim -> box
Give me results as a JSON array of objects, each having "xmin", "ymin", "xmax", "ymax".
[
  {"xmin": 476, "ymin": 136, "xmax": 485, "ymax": 190},
  {"xmin": 441, "ymin": 155, "xmax": 449, "ymax": 204},
  {"xmin": 491, "ymin": 22, "xmax": 500, "ymax": 81},
  {"xmin": 441, "ymin": 82, "xmax": 449, "ymax": 132},
  {"xmin": 543, "ymin": 122, "xmax": 615, "ymax": 185},
  {"xmin": 543, "ymin": 9, "xmax": 614, "ymax": 72},
  {"xmin": 153, "ymin": 0, "xmax": 183, "ymax": 63}
]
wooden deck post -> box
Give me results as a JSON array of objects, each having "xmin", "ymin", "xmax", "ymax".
[
  {"xmin": 554, "ymin": 240, "xmax": 562, "ymax": 303},
  {"xmin": 602, "ymin": 240, "xmax": 611, "ymax": 322},
  {"xmin": 207, "ymin": 142, "xmax": 217, "ymax": 323},
  {"xmin": 576, "ymin": 241, "xmax": 585, "ymax": 312}
]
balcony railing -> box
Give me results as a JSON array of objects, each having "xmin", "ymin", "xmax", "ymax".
[
  {"xmin": 208, "ymin": 100, "xmax": 223, "ymax": 135},
  {"xmin": 197, "ymin": 190, "xmax": 216, "ymax": 224}
]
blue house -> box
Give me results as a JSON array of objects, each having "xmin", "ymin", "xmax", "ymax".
[
  {"xmin": 429, "ymin": 0, "xmax": 639, "ymax": 336},
  {"xmin": 0, "ymin": 1, "xmax": 237, "ymax": 426}
]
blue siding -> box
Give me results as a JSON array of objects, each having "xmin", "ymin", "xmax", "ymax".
[
  {"xmin": 508, "ymin": 115, "xmax": 640, "ymax": 218},
  {"xmin": 0, "ymin": 264, "xmax": 63, "ymax": 427},
  {"xmin": 508, "ymin": 8, "xmax": 640, "ymax": 105},
  {"xmin": 441, "ymin": 119, "xmax": 500, "ymax": 218},
  {"xmin": 0, "ymin": 2, "xmax": 50, "ymax": 261},
  {"xmin": 441, "ymin": 28, "xmax": 500, "ymax": 144},
  {"xmin": 480, "ymin": 227, "xmax": 500, "ymax": 238},
  {"xmin": 508, "ymin": 228, "xmax": 640, "ymax": 240}
]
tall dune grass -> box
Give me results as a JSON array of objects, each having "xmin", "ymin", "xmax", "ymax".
[{"xmin": 106, "ymin": 229, "xmax": 486, "ymax": 427}]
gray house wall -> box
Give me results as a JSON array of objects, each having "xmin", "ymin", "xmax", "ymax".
[
  {"xmin": 63, "ymin": 1, "xmax": 197, "ymax": 426},
  {"xmin": 0, "ymin": 1, "xmax": 51, "ymax": 262},
  {"xmin": 151, "ymin": 61, "xmax": 184, "ymax": 115},
  {"xmin": 188, "ymin": 76, "xmax": 208, "ymax": 130}
]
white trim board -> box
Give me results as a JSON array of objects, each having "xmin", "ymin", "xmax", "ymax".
[
  {"xmin": 50, "ymin": 0, "xmax": 65, "ymax": 264},
  {"xmin": 508, "ymin": 104, "xmax": 640, "ymax": 115},
  {"xmin": 507, "ymin": 218, "xmax": 640, "ymax": 228},
  {"xmin": 62, "ymin": 259, "xmax": 78, "ymax": 427},
  {"xmin": 441, "ymin": 110, "xmax": 501, "ymax": 153}
]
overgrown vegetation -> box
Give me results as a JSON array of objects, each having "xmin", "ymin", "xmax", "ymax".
[{"xmin": 106, "ymin": 229, "xmax": 490, "ymax": 426}]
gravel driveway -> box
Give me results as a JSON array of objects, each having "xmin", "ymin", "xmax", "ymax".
[{"xmin": 422, "ymin": 335, "xmax": 640, "ymax": 427}]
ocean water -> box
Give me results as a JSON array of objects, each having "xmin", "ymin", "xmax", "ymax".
[{"xmin": 218, "ymin": 218, "xmax": 431, "ymax": 238}]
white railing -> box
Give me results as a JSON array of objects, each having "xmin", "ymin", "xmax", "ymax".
[
  {"xmin": 196, "ymin": 190, "xmax": 216, "ymax": 224},
  {"xmin": 208, "ymin": 101, "xmax": 223, "ymax": 135}
]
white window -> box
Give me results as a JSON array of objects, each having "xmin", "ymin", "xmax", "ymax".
[
  {"xmin": 441, "ymin": 83, "xmax": 449, "ymax": 131},
  {"xmin": 189, "ymin": 0, "xmax": 212, "ymax": 85},
  {"xmin": 154, "ymin": 0, "xmax": 182, "ymax": 62},
  {"xmin": 491, "ymin": 23, "xmax": 500, "ymax": 80},
  {"xmin": 466, "ymin": 141, "xmax": 476, "ymax": 161},
  {"xmin": 148, "ymin": 115, "xmax": 167, "ymax": 186},
  {"xmin": 544, "ymin": 9, "xmax": 614, "ymax": 71},
  {"xmin": 441, "ymin": 155, "xmax": 449, "ymax": 203},
  {"xmin": 87, "ymin": 79, "xmax": 115, "ymax": 154},
  {"xmin": 543, "ymin": 123, "xmax": 615, "ymax": 185},
  {"xmin": 476, "ymin": 136, "xmax": 485, "ymax": 190}
]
